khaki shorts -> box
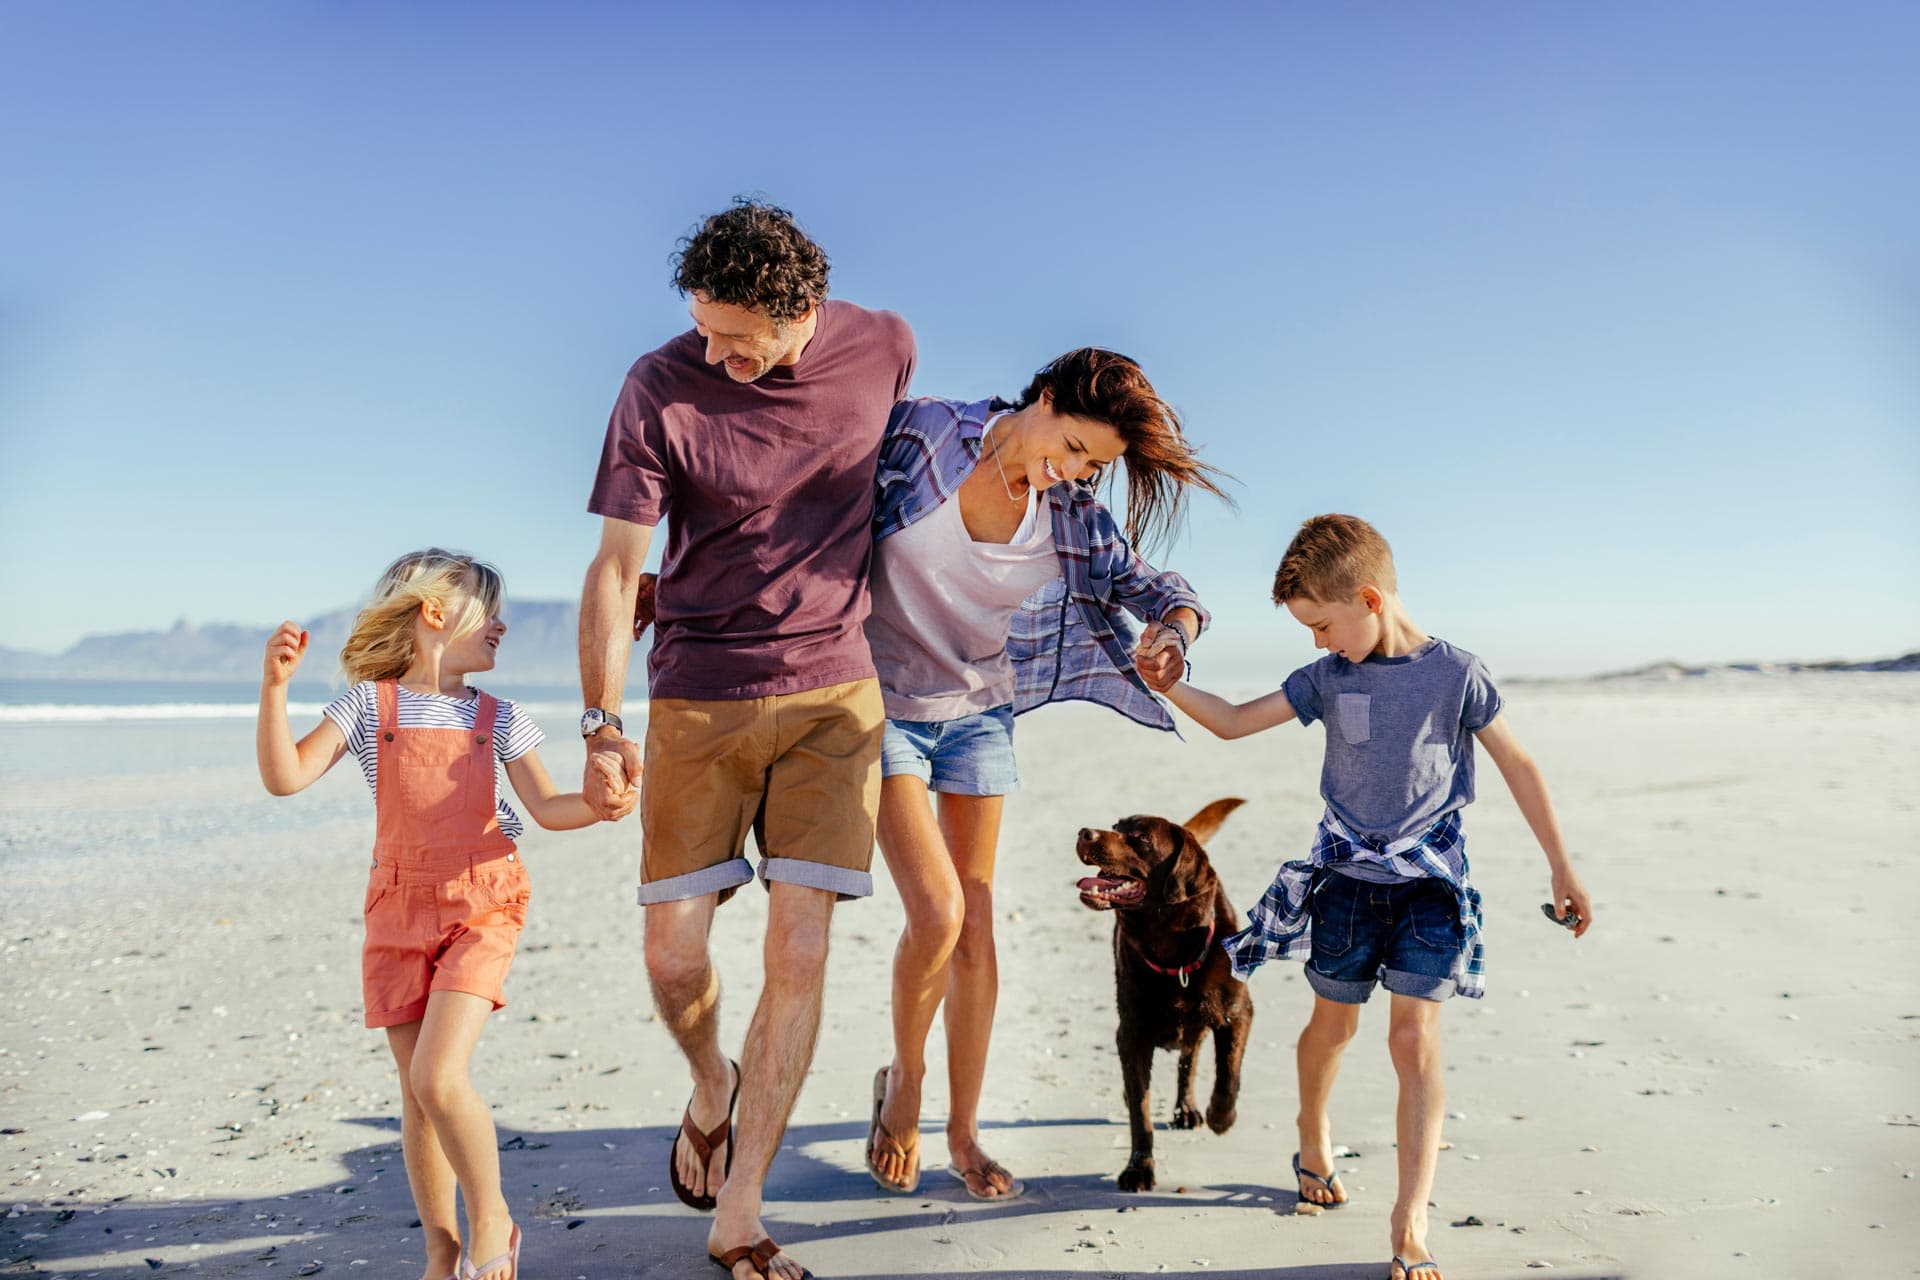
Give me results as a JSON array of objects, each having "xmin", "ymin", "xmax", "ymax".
[{"xmin": 638, "ymin": 677, "xmax": 883, "ymax": 905}]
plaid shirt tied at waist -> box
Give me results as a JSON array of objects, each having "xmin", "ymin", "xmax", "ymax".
[
  {"xmin": 873, "ymin": 396, "xmax": 1208, "ymax": 732},
  {"xmin": 1219, "ymin": 808, "xmax": 1487, "ymax": 999}
]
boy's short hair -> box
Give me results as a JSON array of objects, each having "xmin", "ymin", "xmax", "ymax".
[
  {"xmin": 1271, "ymin": 514, "xmax": 1397, "ymax": 605},
  {"xmin": 670, "ymin": 198, "xmax": 829, "ymax": 322}
]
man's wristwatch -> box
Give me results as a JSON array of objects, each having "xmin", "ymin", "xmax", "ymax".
[{"xmin": 580, "ymin": 708, "xmax": 623, "ymax": 738}]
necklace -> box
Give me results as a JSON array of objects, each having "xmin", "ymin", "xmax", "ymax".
[{"xmin": 984, "ymin": 417, "xmax": 1026, "ymax": 503}]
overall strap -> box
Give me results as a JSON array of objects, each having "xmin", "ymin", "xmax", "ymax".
[
  {"xmin": 471, "ymin": 691, "xmax": 501, "ymax": 756},
  {"xmin": 374, "ymin": 680, "xmax": 400, "ymax": 798}
]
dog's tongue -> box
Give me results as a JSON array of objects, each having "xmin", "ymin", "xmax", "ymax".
[{"xmin": 1078, "ymin": 875, "xmax": 1124, "ymax": 894}]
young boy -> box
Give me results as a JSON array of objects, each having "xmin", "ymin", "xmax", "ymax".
[{"xmin": 1141, "ymin": 513, "xmax": 1592, "ymax": 1280}]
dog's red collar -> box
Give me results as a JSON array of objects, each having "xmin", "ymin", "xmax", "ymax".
[{"xmin": 1134, "ymin": 921, "xmax": 1216, "ymax": 988}]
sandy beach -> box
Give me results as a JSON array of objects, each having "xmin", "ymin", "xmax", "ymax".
[{"xmin": 2, "ymin": 673, "xmax": 1915, "ymax": 1278}]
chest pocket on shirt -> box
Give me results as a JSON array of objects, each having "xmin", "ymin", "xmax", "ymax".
[{"xmin": 1336, "ymin": 693, "xmax": 1371, "ymax": 745}]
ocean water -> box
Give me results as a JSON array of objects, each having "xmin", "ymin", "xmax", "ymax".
[{"xmin": 0, "ymin": 678, "xmax": 591, "ymax": 725}]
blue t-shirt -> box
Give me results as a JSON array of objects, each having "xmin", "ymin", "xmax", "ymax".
[{"xmin": 1282, "ymin": 639, "xmax": 1503, "ymax": 851}]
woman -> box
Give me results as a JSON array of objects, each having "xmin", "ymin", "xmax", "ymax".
[{"xmin": 862, "ymin": 347, "xmax": 1231, "ymax": 1198}]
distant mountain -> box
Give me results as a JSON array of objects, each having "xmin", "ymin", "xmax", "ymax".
[
  {"xmin": 1589, "ymin": 652, "xmax": 1920, "ymax": 679},
  {"xmin": 0, "ymin": 601, "xmax": 590, "ymax": 684}
]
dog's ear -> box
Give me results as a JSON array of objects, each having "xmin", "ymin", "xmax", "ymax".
[
  {"xmin": 1181, "ymin": 797, "xmax": 1245, "ymax": 847},
  {"xmin": 1160, "ymin": 827, "xmax": 1220, "ymax": 905}
]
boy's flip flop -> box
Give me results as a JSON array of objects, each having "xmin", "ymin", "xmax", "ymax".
[
  {"xmin": 1390, "ymin": 1255, "xmax": 1441, "ymax": 1278},
  {"xmin": 1292, "ymin": 1151, "xmax": 1347, "ymax": 1208},
  {"xmin": 946, "ymin": 1160, "xmax": 1025, "ymax": 1201},
  {"xmin": 669, "ymin": 1059, "xmax": 739, "ymax": 1212},
  {"xmin": 864, "ymin": 1065, "xmax": 920, "ymax": 1194}
]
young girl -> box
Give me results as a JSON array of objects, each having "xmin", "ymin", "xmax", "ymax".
[{"xmin": 256, "ymin": 548, "xmax": 631, "ymax": 1280}]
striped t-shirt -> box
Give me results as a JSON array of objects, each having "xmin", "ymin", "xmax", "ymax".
[{"xmin": 321, "ymin": 682, "xmax": 545, "ymax": 840}]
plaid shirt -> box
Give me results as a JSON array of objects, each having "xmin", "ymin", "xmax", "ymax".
[
  {"xmin": 873, "ymin": 397, "xmax": 1208, "ymax": 732},
  {"xmin": 1219, "ymin": 809, "xmax": 1487, "ymax": 999}
]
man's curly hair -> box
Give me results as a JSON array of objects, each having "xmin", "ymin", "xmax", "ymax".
[{"xmin": 670, "ymin": 199, "xmax": 829, "ymax": 322}]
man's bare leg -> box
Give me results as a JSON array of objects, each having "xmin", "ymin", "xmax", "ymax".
[
  {"xmin": 710, "ymin": 880, "xmax": 834, "ymax": 1280},
  {"xmin": 1387, "ymin": 994, "xmax": 1446, "ymax": 1278},
  {"xmin": 644, "ymin": 892, "xmax": 735, "ymax": 1202}
]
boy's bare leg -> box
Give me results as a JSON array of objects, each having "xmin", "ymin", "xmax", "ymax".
[
  {"xmin": 407, "ymin": 992, "xmax": 514, "ymax": 1275},
  {"xmin": 873, "ymin": 776, "xmax": 964, "ymax": 1188},
  {"xmin": 1387, "ymin": 994, "xmax": 1446, "ymax": 1278},
  {"xmin": 937, "ymin": 792, "xmax": 1015, "ymax": 1196},
  {"xmin": 1295, "ymin": 995, "xmax": 1359, "ymax": 1206},
  {"xmin": 644, "ymin": 893, "xmax": 734, "ymax": 1201},
  {"xmin": 710, "ymin": 880, "xmax": 834, "ymax": 1280},
  {"xmin": 385, "ymin": 1021, "xmax": 462, "ymax": 1280}
]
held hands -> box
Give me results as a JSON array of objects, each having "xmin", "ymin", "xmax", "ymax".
[
  {"xmin": 1132, "ymin": 622, "xmax": 1187, "ymax": 694},
  {"xmin": 263, "ymin": 621, "xmax": 309, "ymax": 687},
  {"xmin": 584, "ymin": 734, "xmax": 643, "ymax": 821}
]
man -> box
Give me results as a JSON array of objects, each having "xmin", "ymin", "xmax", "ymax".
[{"xmin": 579, "ymin": 199, "xmax": 914, "ymax": 1280}]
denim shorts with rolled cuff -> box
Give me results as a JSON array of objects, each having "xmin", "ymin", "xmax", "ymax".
[
  {"xmin": 1304, "ymin": 868, "xmax": 1462, "ymax": 1004},
  {"xmin": 880, "ymin": 704, "xmax": 1018, "ymax": 796}
]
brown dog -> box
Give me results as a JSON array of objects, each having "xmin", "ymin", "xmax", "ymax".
[{"xmin": 1076, "ymin": 798, "xmax": 1253, "ymax": 1192}]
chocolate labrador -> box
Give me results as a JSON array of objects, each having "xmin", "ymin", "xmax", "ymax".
[{"xmin": 1076, "ymin": 798, "xmax": 1252, "ymax": 1192}]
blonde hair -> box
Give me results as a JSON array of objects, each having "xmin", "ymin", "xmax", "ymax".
[
  {"xmin": 339, "ymin": 548, "xmax": 505, "ymax": 683},
  {"xmin": 1271, "ymin": 514, "xmax": 1397, "ymax": 605}
]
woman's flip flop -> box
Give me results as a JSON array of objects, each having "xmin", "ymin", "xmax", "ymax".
[
  {"xmin": 864, "ymin": 1065, "xmax": 920, "ymax": 1194},
  {"xmin": 945, "ymin": 1160, "xmax": 1026, "ymax": 1201}
]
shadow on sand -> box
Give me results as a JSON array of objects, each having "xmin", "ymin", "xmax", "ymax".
[{"xmin": 1, "ymin": 1115, "xmax": 1628, "ymax": 1279}]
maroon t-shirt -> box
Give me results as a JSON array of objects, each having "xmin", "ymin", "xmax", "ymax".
[{"xmin": 588, "ymin": 300, "xmax": 916, "ymax": 700}]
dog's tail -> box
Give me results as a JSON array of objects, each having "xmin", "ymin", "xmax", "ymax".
[{"xmin": 1183, "ymin": 797, "xmax": 1245, "ymax": 845}]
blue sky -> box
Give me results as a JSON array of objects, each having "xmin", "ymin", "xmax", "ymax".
[{"xmin": 3, "ymin": 2, "xmax": 1915, "ymax": 677}]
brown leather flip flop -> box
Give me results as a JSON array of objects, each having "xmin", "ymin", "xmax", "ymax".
[
  {"xmin": 863, "ymin": 1065, "xmax": 920, "ymax": 1194},
  {"xmin": 669, "ymin": 1059, "xmax": 739, "ymax": 1211},
  {"xmin": 709, "ymin": 1236, "xmax": 813, "ymax": 1279}
]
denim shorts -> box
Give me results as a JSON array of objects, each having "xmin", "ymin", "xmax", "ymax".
[
  {"xmin": 1306, "ymin": 869, "xmax": 1461, "ymax": 1004},
  {"xmin": 880, "ymin": 705, "xmax": 1018, "ymax": 796}
]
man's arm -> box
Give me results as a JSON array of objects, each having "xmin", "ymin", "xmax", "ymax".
[
  {"xmin": 1474, "ymin": 714, "xmax": 1593, "ymax": 937},
  {"xmin": 579, "ymin": 516, "xmax": 653, "ymax": 814}
]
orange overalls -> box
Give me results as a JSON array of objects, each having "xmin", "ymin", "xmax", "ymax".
[{"xmin": 360, "ymin": 680, "xmax": 530, "ymax": 1029}]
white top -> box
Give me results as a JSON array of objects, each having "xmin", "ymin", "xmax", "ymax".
[
  {"xmin": 321, "ymin": 682, "xmax": 544, "ymax": 839},
  {"xmin": 866, "ymin": 474, "xmax": 1060, "ymax": 721}
]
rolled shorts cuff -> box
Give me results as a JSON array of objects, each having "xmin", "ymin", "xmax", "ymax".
[
  {"xmin": 758, "ymin": 856, "xmax": 872, "ymax": 901},
  {"xmin": 364, "ymin": 998, "xmax": 430, "ymax": 1029},
  {"xmin": 1304, "ymin": 962, "xmax": 1376, "ymax": 1005},
  {"xmin": 637, "ymin": 857, "xmax": 755, "ymax": 906},
  {"xmin": 1381, "ymin": 967, "xmax": 1454, "ymax": 1002}
]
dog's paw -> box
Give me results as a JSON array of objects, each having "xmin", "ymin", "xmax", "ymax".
[
  {"xmin": 1117, "ymin": 1160, "xmax": 1156, "ymax": 1193},
  {"xmin": 1205, "ymin": 1102, "xmax": 1237, "ymax": 1134},
  {"xmin": 1170, "ymin": 1103, "xmax": 1202, "ymax": 1130}
]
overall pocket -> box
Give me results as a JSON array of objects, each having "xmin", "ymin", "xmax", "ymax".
[{"xmin": 396, "ymin": 753, "xmax": 476, "ymax": 827}]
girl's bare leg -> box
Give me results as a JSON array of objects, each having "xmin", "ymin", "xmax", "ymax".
[
  {"xmin": 408, "ymin": 991, "xmax": 514, "ymax": 1276},
  {"xmin": 385, "ymin": 1020, "xmax": 462, "ymax": 1280},
  {"xmin": 937, "ymin": 791, "xmax": 1014, "ymax": 1197}
]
